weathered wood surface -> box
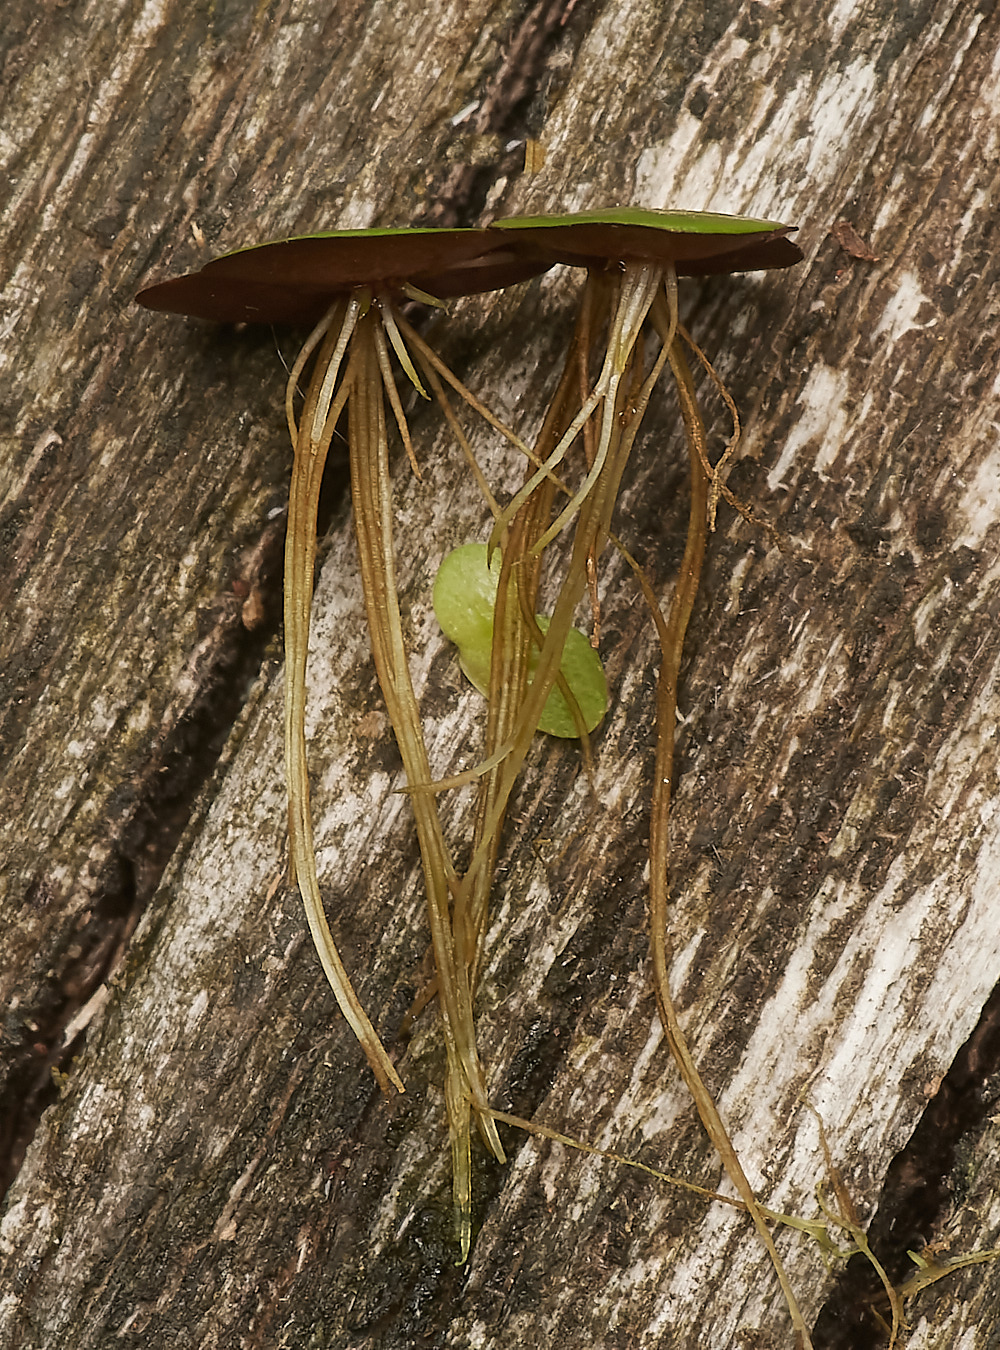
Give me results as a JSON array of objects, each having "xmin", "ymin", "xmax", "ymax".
[{"xmin": 3, "ymin": 1, "xmax": 999, "ymax": 1346}]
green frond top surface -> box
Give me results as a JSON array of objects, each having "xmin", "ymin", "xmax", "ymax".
[{"xmin": 492, "ymin": 207, "xmax": 803, "ymax": 275}]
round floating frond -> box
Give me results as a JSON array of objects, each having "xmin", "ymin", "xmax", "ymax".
[
  {"xmin": 136, "ymin": 227, "xmax": 552, "ymax": 324},
  {"xmin": 491, "ymin": 207, "xmax": 803, "ymax": 275}
]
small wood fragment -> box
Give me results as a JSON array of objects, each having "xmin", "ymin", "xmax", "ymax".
[{"xmin": 831, "ymin": 218, "xmax": 879, "ymax": 261}]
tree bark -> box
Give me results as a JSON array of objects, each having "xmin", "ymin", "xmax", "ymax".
[{"xmin": 2, "ymin": 1, "xmax": 999, "ymax": 1346}]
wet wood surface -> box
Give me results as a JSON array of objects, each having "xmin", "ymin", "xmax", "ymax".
[{"xmin": 2, "ymin": 1, "xmax": 999, "ymax": 1346}]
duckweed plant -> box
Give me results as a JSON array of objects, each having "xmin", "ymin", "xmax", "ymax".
[
  {"xmin": 484, "ymin": 207, "xmax": 811, "ymax": 1330},
  {"xmin": 139, "ymin": 227, "xmax": 551, "ymax": 1142},
  {"xmin": 139, "ymin": 211, "xmax": 925, "ymax": 1347}
]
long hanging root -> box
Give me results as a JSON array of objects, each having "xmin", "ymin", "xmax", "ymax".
[
  {"xmin": 289, "ymin": 291, "xmax": 545, "ymax": 1257},
  {"xmin": 282, "ymin": 291, "xmax": 527, "ymax": 1155},
  {"xmin": 433, "ymin": 269, "xmax": 672, "ymax": 1248},
  {"xmin": 473, "ymin": 265, "xmax": 810, "ymax": 1337},
  {"xmin": 644, "ymin": 331, "xmax": 812, "ymax": 1346},
  {"xmin": 283, "ymin": 298, "xmax": 404, "ymax": 1095},
  {"xmin": 347, "ymin": 311, "xmax": 506, "ymax": 1260}
]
